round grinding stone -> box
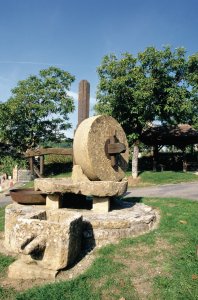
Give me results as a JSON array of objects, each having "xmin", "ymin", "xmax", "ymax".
[{"xmin": 73, "ymin": 115, "xmax": 129, "ymax": 181}]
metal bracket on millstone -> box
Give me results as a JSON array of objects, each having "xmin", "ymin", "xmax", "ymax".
[{"xmin": 107, "ymin": 131, "xmax": 126, "ymax": 167}]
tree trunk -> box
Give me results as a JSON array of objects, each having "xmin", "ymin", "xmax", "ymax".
[
  {"xmin": 182, "ymin": 149, "xmax": 187, "ymax": 172},
  {"xmin": 132, "ymin": 141, "xmax": 139, "ymax": 179},
  {"xmin": 152, "ymin": 145, "xmax": 158, "ymax": 171}
]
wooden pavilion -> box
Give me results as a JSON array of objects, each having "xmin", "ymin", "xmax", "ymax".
[{"xmin": 140, "ymin": 124, "xmax": 198, "ymax": 172}]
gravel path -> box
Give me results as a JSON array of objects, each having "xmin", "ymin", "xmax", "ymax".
[{"xmin": 126, "ymin": 181, "xmax": 198, "ymax": 201}]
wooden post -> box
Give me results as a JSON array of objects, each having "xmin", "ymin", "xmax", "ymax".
[
  {"xmin": 29, "ymin": 157, "xmax": 34, "ymax": 175},
  {"xmin": 153, "ymin": 146, "xmax": 158, "ymax": 172},
  {"xmin": 78, "ymin": 80, "xmax": 90, "ymax": 127},
  {"xmin": 40, "ymin": 155, "xmax": 44, "ymax": 175},
  {"xmin": 132, "ymin": 140, "xmax": 139, "ymax": 179},
  {"xmin": 183, "ymin": 149, "xmax": 187, "ymax": 172}
]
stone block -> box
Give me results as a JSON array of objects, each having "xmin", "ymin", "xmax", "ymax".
[
  {"xmin": 72, "ymin": 165, "xmax": 90, "ymax": 182},
  {"xmin": 92, "ymin": 197, "xmax": 110, "ymax": 213},
  {"xmin": 46, "ymin": 194, "xmax": 61, "ymax": 209},
  {"xmin": 8, "ymin": 260, "xmax": 57, "ymax": 279},
  {"xmin": 4, "ymin": 204, "xmax": 82, "ymax": 275}
]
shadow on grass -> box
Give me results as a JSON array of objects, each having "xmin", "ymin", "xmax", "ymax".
[{"xmin": 123, "ymin": 196, "xmax": 143, "ymax": 204}]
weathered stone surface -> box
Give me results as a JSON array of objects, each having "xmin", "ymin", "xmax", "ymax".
[
  {"xmin": 72, "ymin": 165, "xmax": 90, "ymax": 182},
  {"xmin": 92, "ymin": 197, "xmax": 110, "ymax": 213},
  {"xmin": 73, "ymin": 115, "xmax": 129, "ymax": 181},
  {"xmin": 4, "ymin": 201, "xmax": 158, "ymax": 279},
  {"xmin": 46, "ymin": 194, "xmax": 60, "ymax": 209},
  {"xmin": 8, "ymin": 260, "xmax": 57, "ymax": 279},
  {"xmin": 34, "ymin": 177, "xmax": 128, "ymax": 197},
  {"xmin": 4, "ymin": 204, "xmax": 82, "ymax": 272},
  {"xmin": 82, "ymin": 202, "xmax": 157, "ymax": 248}
]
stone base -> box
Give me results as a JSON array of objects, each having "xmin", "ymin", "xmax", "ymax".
[
  {"xmin": 8, "ymin": 260, "xmax": 57, "ymax": 279},
  {"xmin": 4, "ymin": 201, "xmax": 158, "ymax": 279}
]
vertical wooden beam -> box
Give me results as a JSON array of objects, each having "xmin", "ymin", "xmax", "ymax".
[
  {"xmin": 29, "ymin": 157, "xmax": 34, "ymax": 175},
  {"xmin": 40, "ymin": 155, "xmax": 44, "ymax": 175},
  {"xmin": 153, "ymin": 145, "xmax": 158, "ymax": 172},
  {"xmin": 183, "ymin": 149, "xmax": 187, "ymax": 172},
  {"xmin": 109, "ymin": 135, "xmax": 116, "ymax": 167},
  {"xmin": 78, "ymin": 80, "xmax": 90, "ymax": 127}
]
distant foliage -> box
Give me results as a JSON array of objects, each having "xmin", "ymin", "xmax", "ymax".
[
  {"xmin": 96, "ymin": 46, "xmax": 198, "ymax": 144},
  {"xmin": 0, "ymin": 155, "xmax": 27, "ymax": 176},
  {"xmin": 0, "ymin": 67, "xmax": 75, "ymax": 152}
]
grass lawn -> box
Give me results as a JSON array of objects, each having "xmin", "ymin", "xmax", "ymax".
[
  {"xmin": 127, "ymin": 170, "xmax": 198, "ymax": 187},
  {"xmin": 0, "ymin": 197, "xmax": 198, "ymax": 299},
  {"xmin": 0, "ymin": 207, "xmax": 5, "ymax": 232}
]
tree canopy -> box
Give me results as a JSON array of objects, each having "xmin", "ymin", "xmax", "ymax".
[
  {"xmin": 0, "ymin": 67, "xmax": 75, "ymax": 151},
  {"xmin": 95, "ymin": 46, "xmax": 198, "ymax": 144}
]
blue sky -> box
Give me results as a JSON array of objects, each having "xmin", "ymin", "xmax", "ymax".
[{"xmin": 0, "ymin": 0, "xmax": 198, "ymax": 137}]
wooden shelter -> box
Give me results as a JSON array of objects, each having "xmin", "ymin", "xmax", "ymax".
[{"xmin": 140, "ymin": 124, "xmax": 198, "ymax": 171}]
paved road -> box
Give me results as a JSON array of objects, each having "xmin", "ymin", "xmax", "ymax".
[
  {"xmin": 0, "ymin": 194, "xmax": 12, "ymax": 207},
  {"xmin": 126, "ymin": 181, "xmax": 198, "ymax": 200},
  {"xmin": 0, "ymin": 181, "xmax": 197, "ymax": 207},
  {"xmin": 0, "ymin": 182, "xmax": 25, "ymax": 207}
]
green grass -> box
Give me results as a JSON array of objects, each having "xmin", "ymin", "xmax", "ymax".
[
  {"xmin": 0, "ymin": 197, "xmax": 196, "ymax": 299},
  {"xmin": 0, "ymin": 207, "xmax": 5, "ymax": 232},
  {"xmin": 0, "ymin": 253, "xmax": 16, "ymax": 300},
  {"xmin": 0, "ymin": 255, "xmax": 15, "ymax": 276},
  {"xmin": 127, "ymin": 170, "xmax": 198, "ymax": 186}
]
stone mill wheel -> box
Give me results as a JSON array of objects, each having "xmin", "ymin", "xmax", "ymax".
[{"xmin": 73, "ymin": 115, "xmax": 129, "ymax": 181}]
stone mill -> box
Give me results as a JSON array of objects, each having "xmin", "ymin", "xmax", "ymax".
[{"xmin": 4, "ymin": 115, "xmax": 157, "ymax": 280}]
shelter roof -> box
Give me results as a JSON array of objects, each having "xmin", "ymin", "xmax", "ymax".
[{"xmin": 140, "ymin": 124, "xmax": 198, "ymax": 147}]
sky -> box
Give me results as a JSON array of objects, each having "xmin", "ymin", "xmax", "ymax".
[{"xmin": 0, "ymin": 0, "xmax": 198, "ymax": 137}]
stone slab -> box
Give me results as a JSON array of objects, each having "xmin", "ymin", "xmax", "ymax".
[
  {"xmin": 34, "ymin": 177, "xmax": 128, "ymax": 197},
  {"xmin": 8, "ymin": 260, "xmax": 57, "ymax": 279}
]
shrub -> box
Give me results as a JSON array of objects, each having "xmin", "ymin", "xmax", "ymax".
[{"xmin": 0, "ymin": 156, "xmax": 27, "ymax": 176}]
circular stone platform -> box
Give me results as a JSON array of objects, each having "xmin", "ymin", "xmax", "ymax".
[
  {"xmin": 5, "ymin": 201, "xmax": 157, "ymax": 253},
  {"xmin": 81, "ymin": 201, "xmax": 157, "ymax": 248},
  {"xmin": 73, "ymin": 115, "xmax": 129, "ymax": 181}
]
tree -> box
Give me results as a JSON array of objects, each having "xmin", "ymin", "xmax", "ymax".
[
  {"xmin": 0, "ymin": 67, "xmax": 75, "ymax": 152},
  {"xmin": 95, "ymin": 46, "xmax": 198, "ymax": 178}
]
